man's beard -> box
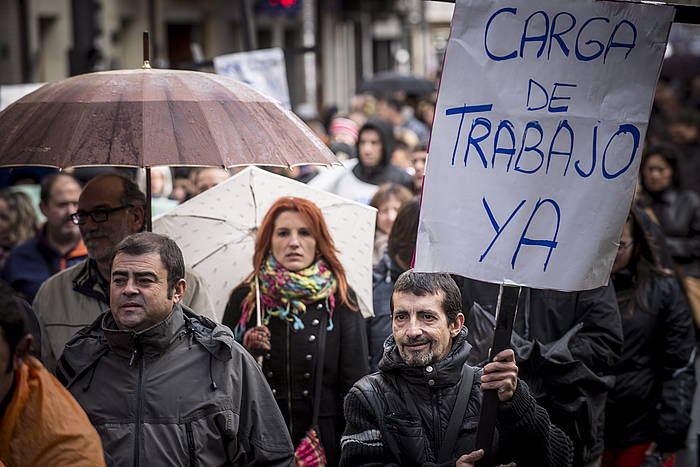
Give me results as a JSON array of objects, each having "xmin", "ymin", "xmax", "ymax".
[
  {"xmin": 86, "ymin": 244, "xmax": 112, "ymax": 262},
  {"xmin": 399, "ymin": 337, "xmax": 436, "ymax": 367}
]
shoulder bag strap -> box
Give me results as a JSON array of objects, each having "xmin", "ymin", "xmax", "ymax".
[
  {"xmin": 311, "ymin": 311, "xmax": 328, "ymax": 427},
  {"xmin": 438, "ymin": 364, "xmax": 474, "ymax": 463}
]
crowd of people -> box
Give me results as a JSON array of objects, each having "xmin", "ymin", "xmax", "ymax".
[{"xmin": 0, "ymin": 71, "xmax": 698, "ymax": 467}]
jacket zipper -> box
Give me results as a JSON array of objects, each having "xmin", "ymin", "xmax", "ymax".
[
  {"xmin": 432, "ymin": 391, "xmax": 441, "ymax": 459},
  {"xmin": 286, "ymin": 323, "xmax": 293, "ymax": 435},
  {"xmin": 186, "ymin": 422, "xmax": 197, "ymax": 467},
  {"xmin": 134, "ymin": 345, "xmax": 144, "ymax": 467}
]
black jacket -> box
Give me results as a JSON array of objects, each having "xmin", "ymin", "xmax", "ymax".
[
  {"xmin": 457, "ymin": 278, "xmax": 622, "ymax": 465},
  {"xmin": 606, "ymin": 270, "xmax": 696, "ymax": 452},
  {"xmin": 638, "ymin": 187, "xmax": 700, "ymax": 278},
  {"xmin": 223, "ymin": 285, "xmax": 369, "ymax": 466},
  {"xmin": 340, "ymin": 328, "xmax": 573, "ymax": 466}
]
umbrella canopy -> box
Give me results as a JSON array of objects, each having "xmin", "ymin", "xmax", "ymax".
[
  {"xmin": 0, "ymin": 68, "xmax": 337, "ymax": 169},
  {"xmin": 359, "ymin": 71, "xmax": 435, "ymax": 95},
  {"xmin": 153, "ymin": 166, "xmax": 376, "ymax": 319}
]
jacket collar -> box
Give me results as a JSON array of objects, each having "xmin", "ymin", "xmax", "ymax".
[
  {"xmin": 373, "ymin": 252, "xmax": 404, "ymax": 284},
  {"xmin": 378, "ymin": 327, "xmax": 471, "ymax": 388},
  {"xmin": 73, "ymin": 259, "xmax": 110, "ymax": 304},
  {"xmin": 102, "ymin": 303, "xmax": 186, "ymax": 359},
  {"xmin": 36, "ymin": 225, "xmax": 86, "ymax": 256},
  {"xmin": 649, "ymin": 187, "xmax": 678, "ymax": 205}
]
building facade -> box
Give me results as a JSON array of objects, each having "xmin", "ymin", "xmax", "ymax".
[{"xmin": 0, "ymin": 0, "xmax": 452, "ymax": 113}]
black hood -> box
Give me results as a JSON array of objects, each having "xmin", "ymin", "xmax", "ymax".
[
  {"xmin": 378, "ymin": 326, "xmax": 471, "ymax": 388},
  {"xmin": 355, "ymin": 118, "xmax": 395, "ymax": 167},
  {"xmin": 353, "ymin": 118, "xmax": 400, "ymax": 185}
]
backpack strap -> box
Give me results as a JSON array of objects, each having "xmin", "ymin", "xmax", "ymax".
[{"xmin": 438, "ymin": 364, "xmax": 474, "ymax": 463}]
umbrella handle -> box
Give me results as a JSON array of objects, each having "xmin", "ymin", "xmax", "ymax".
[
  {"xmin": 254, "ymin": 274, "xmax": 263, "ymax": 367},
  {"xmin": 254, "ymin": 274, "xmax": 262, "ymax": 326}
]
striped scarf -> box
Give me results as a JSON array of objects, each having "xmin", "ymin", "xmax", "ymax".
[{"xmin": 235, "ymin": 255, "xmax": 336, "ymax": 338}]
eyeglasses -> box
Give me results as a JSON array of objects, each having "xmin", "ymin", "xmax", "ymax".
[
  {"xmin": 618, "ymin": 240, "xmax": 634, "ymax": 250},
  {"xmin": 70, "ymin": 205, "xmax": 132, "ymax": 225}
]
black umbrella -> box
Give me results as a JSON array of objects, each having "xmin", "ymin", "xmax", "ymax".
[{"xmin": 359, "ymin": 71, "xmax": 435, "ymax": 95}]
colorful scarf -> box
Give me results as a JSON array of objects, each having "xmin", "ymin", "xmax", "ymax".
[{"xmin": 235, "ymin": 255, "xmax": 337, "ymax": 338}]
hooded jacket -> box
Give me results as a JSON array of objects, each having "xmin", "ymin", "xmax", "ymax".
[
  {"xmin": 341, "ymin": 328, "xmax": 573, "ymax": 467},
  {"xmin": 307, "ymin": 119, "xmax": 413, "ymax": 204},
  {"xmin": 56, "ymin": 303, "xmax": 294, "ymax": 467},
  {"xmin": 351, "ymin": 119, "xmax": 413, "ymax": 189},
  {"xmin": 0, "ymin": 357, "xmax": 106, "ymax": 467}
]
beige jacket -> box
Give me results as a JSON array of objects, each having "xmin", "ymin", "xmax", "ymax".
[{"xmin": 33, "ymin": 259, "xmax": 216, "ymax": 371}]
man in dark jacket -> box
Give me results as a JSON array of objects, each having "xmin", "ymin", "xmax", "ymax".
[
  {"xmin": 342, "ymin": 271, "xmax": 573, "ymax": 466},
  {"xmin": 57, "ymin": 232, "xmax": 294, "ymax": 466},
  {"xmin": 457, "ymin": 278, "xmax": 623, "ymax": 466}
]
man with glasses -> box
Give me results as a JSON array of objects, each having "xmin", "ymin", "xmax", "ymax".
[{"xmin": 33, "ymin": 173, "xmax": 215, "ymax": 371}]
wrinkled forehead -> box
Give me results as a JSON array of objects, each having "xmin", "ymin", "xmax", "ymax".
[
  {"xmin": 112, "ymin": 251, "xmax": 165, "ymax": 276},
  {"xmin": 391, "ymin": 290, "xmax": 446, "ymax": 315}
]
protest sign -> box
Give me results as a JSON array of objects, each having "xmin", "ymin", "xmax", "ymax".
[
  {"xmin": 214, "ymin": 47, "xmax": 291, "ymax": 109},
  {"xmin": 414, "ymin": 0, "xmax": 673, "ymax": 291}
]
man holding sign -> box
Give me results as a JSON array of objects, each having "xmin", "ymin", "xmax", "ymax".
[
  {"xmin": 414, "ymin": 0, "xmax": 674, "ymax": 464},
  {"xmin": 340, "ymin": 271, "xmax": 573, "ymax": 466}
]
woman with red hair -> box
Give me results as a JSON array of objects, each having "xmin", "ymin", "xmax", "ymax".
[{"xmin": 222, "ymin": 197, "xmax": 369, "ymax": 466}]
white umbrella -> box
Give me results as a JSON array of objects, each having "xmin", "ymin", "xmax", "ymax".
[{"xmin": 153, "ymin": 166, "xmax": 376, "ymax": 320}]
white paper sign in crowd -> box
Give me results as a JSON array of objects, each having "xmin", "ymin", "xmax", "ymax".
[
  {"xmin": 414, "ymin": 0, "xmax": 674, "ymax": 291},
  {"xmin": 214, "ymin": 47, "xmax": 291, "ymax": 109}
]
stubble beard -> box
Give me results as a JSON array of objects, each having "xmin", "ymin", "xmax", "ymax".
[{"xmin": 400, "ymin": 343, "xmax": 436, "ymax": 367}]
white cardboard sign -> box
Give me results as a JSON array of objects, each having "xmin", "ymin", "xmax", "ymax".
[
  {"xmin": 414, "ymin": 0, "xmax": 673, "ymax": 291},
  {"xmin": 214, "ymin": 47, "xmax": 291, "ymax": 109}
]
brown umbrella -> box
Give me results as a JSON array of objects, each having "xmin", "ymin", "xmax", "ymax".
[{"xmin": 0, "ymin": 68, "xmax": 337, "ymax": 169}]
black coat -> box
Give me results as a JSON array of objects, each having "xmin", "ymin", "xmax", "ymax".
[
  {"xmin": 606, "ymin": 270, "xmax": 696, "ymax": 452},
  {"xmin": 638, "ymin": 187, "xmax": 700, "ymax": 278},
  {"xmin": 456, "ymin": 278, "xmax": 622, "ymax": 465},
  {"xmin": 341, "ymin": 328, "xmax": 574, "ymax": 466},
  {"xmin": 222, "ymin": 285, "xmax": 369, "ymax": 466}
]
